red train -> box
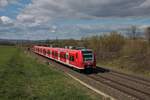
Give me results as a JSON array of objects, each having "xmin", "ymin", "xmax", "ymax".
[{"xmin": 32, "ymin": 46, "xmax": 96, "ymax": 71}]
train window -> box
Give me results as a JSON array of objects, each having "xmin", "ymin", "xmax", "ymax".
[
  {"xmin": 60, "ymin": 54, "xmax": 62, "ymax": 58},
  {"xmin": 59, "ymin": 53, "xmax": 61, "ymax": 58},
  {"xmin": 69, "ymin": 56, "xmax": 71, "ymax": 61},
  {"xmin": 72, "ymin": 56, "xmax": 74, "ymax": 61},
  {"xmin": 69, "ymin": 56, "xmax": 74, "ymax": 61},
  {"xmin": 62, "ymin": 54, "xmax": 66, "ymax": 59},
  {"xmin": 82, "ymin": 51, "xmax": 92, "ymax": 54},
  {"xmin": 60, "ymin": 53, "xmax": 66, "ymax": 59},
  {"xmin": 82, "ymin": 51, "xmax": 93, "ymax": 61},
  {"xmin": 63, "ymin": 54, "xmax": 66, "ymax": 59},
  {"xmin": 52, "ymin": 51, "xmax": 54, "ymax": 56},
  {"xmin": 47, "ymin": 50, "xmax": 51, "ymax": 55},
  {"xmin": 54, "ymin": 52, "xmax": 56, "ymax": 56},
  {"xmin": 43, "ymin": 49, "xmax": 46, "ymax": 55},
  {"xmin": 54, "ymin": 52, "xmax": 58, "ymax": 57}
]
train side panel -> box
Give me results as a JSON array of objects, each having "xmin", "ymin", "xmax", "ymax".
[{"xmin": 32, "ymin": 46, "xmax": 96, "ymax": 70}]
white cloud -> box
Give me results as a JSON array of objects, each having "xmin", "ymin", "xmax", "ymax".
[
  {"xmin": 0, "ymin": 16, "xmax": 15, "ymax": 34},
  {"xmin": 0, "ymin": 16, "xmax": 13, "ymax": 24},
  {"xmin": 16, "ymin": 0, "xmax": 150, "ymax": 27},
  {"xmin": 0, "ymin": 0, "xmax": 19, "ymax": 8},
  {"xmin": 139, "ymin": 0, "xmax": 150, "ymax": 8}
]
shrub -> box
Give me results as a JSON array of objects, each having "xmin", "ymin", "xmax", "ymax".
[
  {"xmin": 121, "ymin": 39, "xmax": 148, "ymax": 60},
  {"xmin": 84, "ymin": 32, "xmax": 125, "ymax": 60},
  {"xmin": 119, "ymin": 39, "xmax": 150, "ymax": 72}
]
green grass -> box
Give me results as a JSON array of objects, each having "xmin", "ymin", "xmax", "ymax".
[
  {"xmin": 0, "ymin": 46, "xmax": 101, "ymax": 100},
  {"xmin": 97, "ymin": 59, "xmax": 150, "ymax": 77},
  {"xmin": 0, "ymin": 46, "xmax": 17, "ymax": 65}
]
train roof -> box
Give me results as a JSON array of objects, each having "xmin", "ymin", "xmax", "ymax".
[{"xmin": 33, "ymin": 45, "xmax": 92, "ymax": 52}]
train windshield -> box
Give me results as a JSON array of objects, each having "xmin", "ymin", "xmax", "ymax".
[{"xmin": 82, "ymin": 51, "xmax": 93, "ymax": 61}]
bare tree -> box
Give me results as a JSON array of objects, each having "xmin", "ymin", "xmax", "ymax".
[
  {"xmin": 144, "ymin": 27, "xmax": 150, "ymax": 43},
  {"xmin": 126, "ymin": 25, "xmax": 139, "ymax": 39}
]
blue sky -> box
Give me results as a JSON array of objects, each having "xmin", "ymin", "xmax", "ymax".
[
  {"xmin": 0, "ymin": 0, "xmax": 31, "ymax": 19},
  {"xmin": 0, "ymin": 0, "xmax": 150, "ymax": 40}
]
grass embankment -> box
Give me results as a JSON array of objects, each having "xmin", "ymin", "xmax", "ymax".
[
  {"xmin": 0, "ymin": 46, "xmax": 101, "ymax": 100},
  {"xmin": 97, "ymin": 39, "xmax": 150, "ymax": 77}
]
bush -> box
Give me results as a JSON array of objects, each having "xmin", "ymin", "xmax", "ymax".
[
  {"xmin": 118, "ymin": 39, "xmax": 150, "ymax": 73},
  {"xmin": 98, "ymin": 32, "xmax": 125, "ymax": 60},
  {"xmin": 83, "ymin": 32, "xmax": 125, "ymax": 60},
  {"xmin": 121, "ymin": 39, "xmax": 148, "ymax": 59}
]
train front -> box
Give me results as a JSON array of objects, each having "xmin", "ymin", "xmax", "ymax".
[{"xmin": 81, "ymin": 49, "xmax": 96, "ymax": 71}]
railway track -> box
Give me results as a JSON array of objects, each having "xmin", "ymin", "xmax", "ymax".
[
  {"xmin": 89, "ymin": 74, "xmax": 150, "ymax": 100},
  {"xmin": 29, "ymin": 51, "xmax": 150, "ymax": 100},
  {"xmin": 95, "ymin": 67, "xmax": 150, "ymax": 87},
  {"xmin": 109, "ymin": 70, "xmax": 150, "ymax": 87}
]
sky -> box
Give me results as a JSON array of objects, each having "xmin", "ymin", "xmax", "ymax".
[{"xmin": 0, "ymin": 0, "xmax": 150, "ymax": 40}]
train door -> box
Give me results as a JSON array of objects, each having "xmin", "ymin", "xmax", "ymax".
[
  {"xmin": 69, "ymin": 53, "xmax": 76, "ymax": 66},
  {"xmin": 43, "ymin": 49, "xmax": 46, "ymax": 55},
  {"xmin": 75, "ymin": 52, "xmax": 79, "ymax": 66},
  {"xmin": 52, "ymin": 50, "xmax": 54, "ymax": 58},
  {"xmin": 55, "ymin": 51, "xmax": 58, "ymax": 60},
  {"xmin": 66, "ymin": 52, "xmax": 69, "ymax": 64},
  {"xmin": 47, "ymin": 49, "xmax": 51, "ymax": 58},
  {"xmin": 58, "ymin": 50, "xmax": 60, "ymax": 61}
]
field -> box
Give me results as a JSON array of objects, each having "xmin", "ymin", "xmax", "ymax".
[{"xmin": 0, "ymin": 46, "xmax": 101, "ymax": 100}]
